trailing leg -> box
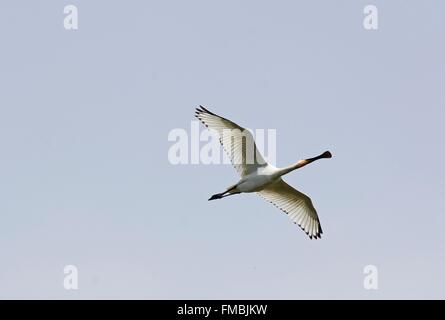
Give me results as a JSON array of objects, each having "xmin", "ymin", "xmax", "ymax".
[{"xmin": 208, "ymin": 185, "xmax": 239, "ymax": 201}]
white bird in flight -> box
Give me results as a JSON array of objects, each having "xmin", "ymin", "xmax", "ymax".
[{"xmin": 195, "ymin": 106, "xmax": 332, "ymax": 239}]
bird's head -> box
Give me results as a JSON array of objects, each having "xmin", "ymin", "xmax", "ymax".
[{"xmin": 320, "ymin": 151, "xmax": 332, "ymax": 159}]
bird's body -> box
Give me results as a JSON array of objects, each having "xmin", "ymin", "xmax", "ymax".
[
  {"xmin": 234, "ymin": 164, "xmax": 279, "ymax": 193},
  {"xmin": 195, "ymin": 106, "xmax": 332, "ymax": 239}
]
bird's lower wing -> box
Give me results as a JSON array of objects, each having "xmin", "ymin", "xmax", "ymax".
[
  {"xmin": 258, "ymin": 179, "xmax": 323, "ymax": 239},
  {"xmin": 195, "ymin": 106, "xmax": 267, "ymax": 177}
]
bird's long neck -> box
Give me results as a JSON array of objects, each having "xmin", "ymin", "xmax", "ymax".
[{"xmin": 277, "ymin": 151, "xmax": 332, "ymax": 177}]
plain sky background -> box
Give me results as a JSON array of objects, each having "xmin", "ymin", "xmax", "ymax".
[{"xmin": 0, "ymin": 1, "xmax": 444, "ymax": 299}]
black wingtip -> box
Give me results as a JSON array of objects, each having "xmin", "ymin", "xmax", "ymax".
[{"xmin": 198, "ymin": 105, "xmax": 215, "ymax": 115}]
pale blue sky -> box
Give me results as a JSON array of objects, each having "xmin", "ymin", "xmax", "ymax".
[{"xmin": 0, "ymin": 1, "xmax": 444, "ymax": 299}]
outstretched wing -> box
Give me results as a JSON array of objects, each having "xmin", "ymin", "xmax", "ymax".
[
  {"xmin": 195, "ymin": 106, "xmax": 268, "ymax": 177},
  {"xmin": 258, "ymin": 179, "xmax": 323, "ymax": 239}
]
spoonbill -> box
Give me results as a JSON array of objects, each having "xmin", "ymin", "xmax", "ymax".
[{"xmin": 195, "ymin": 106, "xmax": 332, "ymax": 239}]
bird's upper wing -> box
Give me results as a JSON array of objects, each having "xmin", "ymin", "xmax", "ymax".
[
  {"xmin": 258, "ymin": 179, "xmax": 323, "ymax": 239},
  {"xmin": 195, "ymin": 106, "xmax": 267, "ymax": 177}
]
